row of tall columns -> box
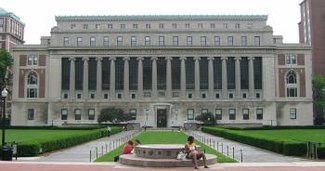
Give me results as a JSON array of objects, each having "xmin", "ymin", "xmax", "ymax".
[{"xmin": 67, "ymin": 56, "xmax": 257, "ymax": 99}]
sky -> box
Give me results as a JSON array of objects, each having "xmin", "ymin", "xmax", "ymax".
[{"xmin": 2, "ymin": 0, "xmax": 303, "ymax": 44}]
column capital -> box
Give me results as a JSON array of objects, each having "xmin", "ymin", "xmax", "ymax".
[
  {"xmin": 165, "ymin": 56, "xmax": 173, "ymax": 61},
  {"xmin": 248, "ymin": 57, "xmax": 255, "ymax": 60},
  {"xmin": 221, "ymin": 56, "xmax": 228, "ymax": 61},
  {"xmin": 109, "ymin": 57, "xmax": 116, "ymax": 61},
  {"xmin": 180, "ymin": 56, "xmax": 187, "ymax": 61},
  {"xmin": 69, "ymin": 57, "xmax": 75, "ymax": 61},
  {"xmin": 83, "ymin": 57, "xmax": 89, "ymax": 61},
  {"xmin": 194, "ymin": 56, "xmax": 201, "ymax": 61},
  {"xmin": 96, "ymin": 57, "xmax": 103, "ymax": 61},
  {"xmin": 151, "ymin": 56, "xmax": 158, "ymax": 61},
  {"xmin": 208, "ymin": 56, "xmax": 215, "ymax": 61},
  {"xmin": 123, "ymin": 56, "xmax": 130, "ymax": 61},
  {"xmin": 235, "ymin": 56, "xmax": 241, "ymax": 61},
  {"xmin": 137, "ymin": 56, "xmax": 144, "ymax": 61}
]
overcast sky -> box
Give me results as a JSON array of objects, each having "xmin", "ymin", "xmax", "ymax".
[{"xmin": 2, "ymin": 0, "xmax": 302, "ymax": 44}]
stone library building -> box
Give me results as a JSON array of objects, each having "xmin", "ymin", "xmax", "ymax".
[{"xmin": 11, "ymin": 15, "xmax": 313, "ymax": 127}]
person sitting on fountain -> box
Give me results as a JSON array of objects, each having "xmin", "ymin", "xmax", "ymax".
[
  {"xmin": 114, "ymin": 140, "xmax": 134, "ymax": 162},
  {"xmin": 185, "ymin": 136, "xmax": 208, "ymax": 169}
]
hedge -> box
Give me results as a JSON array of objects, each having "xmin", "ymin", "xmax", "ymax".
[
  {"xmin": 202, "ymin": 127, "xmax": 306, "ymax": 156},
  {"xmin": 1, "ymin": 127, "xmax": 122, "ymax": 157}
]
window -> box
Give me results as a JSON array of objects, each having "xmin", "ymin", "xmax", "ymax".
[
  {"xmin": 146, "ymin": 24, "xmax": 151, "ymax": 29},
  {"xmin": 229, "ymin": 109, "xmax": 236, "ymax": 120},
  {"xmin": 202, "ymin": 93, "xmax": 206, "ymax": 99},
  {"xmin": 27, "ymin": 109, "xmax": 34, "ymax": 120},
  {"xmin": 133, "ymin": 24, "xmax": 138, "ymax": 29},
  {"xmin": 63, "ymin": 93, "xmax": 68, "ymax": 99},
  {"xmin": 75, "ymin": 109, "xmax": 81, "ymax": 120},
  {"xmin": 223, "ymin": 23, "xmax": 228, "ymax": 29},
  {"xmin": 95, "ymin": 24, "xmax": 100, "ymax": 29},
  {"xmin": 235, "ymin": 23, "xmax": 240, "ymax": 29},
  {"xmin": 242, "ymin": 93, "xmax": 247, "ymax": 98},
  {"xmin": 286, "ymin": 70, "xmax": 297, "ymax": 97},
  {"xmin": 210, "ymin": 23, "xmax": 216, "ymax": 29},
  {"xmin": 145, "ymin": 36, "xmax": 150, "ymax": 46},
  {"xmin": 64, "ymin": 37, "xmax": 69, "ymax": 46},
  {"xmin": 27, "ymin": 55, "xmax": 38, "ymax": 65},
  {"xmin": 216, "ymin": 93, "xmax": 220, "ymax": 99},
  {"xmin": 130, "ymin": 109, "xmax": 137, "ymax": 120},
  {"xmin": 214, "ymin": 36, "xmax": 220, "ymax": 46},
  {"xmin": 90, "ymin": 37, "xmax": 96, "ymax": 47},
  {"xmin": 77, "ymin": 37, "xmax": 83, "ymax": 46},
  {"xmin": 187, "ymin": 36, "xmax": 192, "ymax": 46},
  {"xmin": 172, "ymin": 23, "xmax": 177, "ymax": 29},
  {"xmin": 159, "ymin": 36, "xmax": 165, "ymax": 46},
  {"xmin": 242, "ymin": 108, "xmax": 249, "ymax": 120},
  {"xmin": 117, "ymin": 36, "xmax": 123, "ymax": 46},
  {"xmin": 241, "ymin": 36, "xmax": 247, "ymax": 46},
  {"xmin": 120, "ymin": 24, "xmax": 126, "ymax": 29},
  {"xmin": 108, "ymin": 24, "xmax": 113, "ymax": 29},
  {"xmin": 215, "ymin": 109, "xmax": 222, "ymax": 120},
  {"xmin": 256, "ymin": 108, "xmax": 263, "ymax": 120},
  {"xmin": 201, "ymin": 109, "xmax": 208, "ymax": 114},
  {"xmin": 185, "ymin": 23, "xmax": 190, "ymax": 28},
  {"xmin": 227, "ymin": 36, "xmax": 233, "ymax": 46},
  {"xmin": 77, "ymin": 93, "xmax": 81, "ymax": 99},
  {"xmin": 229, "ymin": 93, "xmax": 233, "ymax": 99},
  {"xmin": 88, "ymin": 109, "xmax": 95, "ymax": 120},
  {"xmin": 131, "ymin": 36, "xmax": 137, "ymax": 46},
  {"xmin": 198, "ymin": 23, "xmax": 203, "ymax": 28},
  {"xmin": 61, "ymin": 109, "xmax": 68, "ymax": 120},
  {"xmin": 254, "ymin": 36, "xmax": 260, "ymax": 46},
  {"xmin": 104, "ymin": 94, "xmax": 108, "ymax": 99},
  {"xmin": 200, "ymin": 36, "xmax": 207, "ymax": 46},
  {"xmin": 70, "ymin": 24, "xmax": 76, "ymax": 29},
  {"xmin": 117, "ymin": 93, "xmax": 122, "ymax": 99},
  {"xmin": 83, "ymin": 24, "xmax": 88, "ymax": 29},
  {"xmin": 173, "ymin": 36, "xmax": 179, "ymax": 46},
  {"xmin": 27, "ymin": 72, "xmax": 38, "ymax": 98},
  {"xmin": 188, "ymin": 93, "xmax": 192, "ymax": 99},
  {"xmin": 159, "ymin": 23, "xmax": 164, "ymax": 29},
  {"xmin": 290, "ymin": 108, "xmax": 297, "ymax": 119},
  {"xmin": 131, "ymin": 94, "xmax": 136, "ymax": 99},
  {"xmin": 90, "ymin": 93, "xmax": 95, "ymax": 99},
  {"xmin": 286, "ymin": 54, "xmax": 297, "ymax": 64},
  {"xmin": 187, "ymin": 109, "xmax": 194, "ymax": 120},
  {"xmin": 103, "ymin": 36, "xmax": 109, "ymax": 47}
]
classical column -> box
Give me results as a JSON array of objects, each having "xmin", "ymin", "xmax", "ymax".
[
  {"xmin": 208, "ymin": 56, "xmax": 214, "ymax": 99},
  {"xmin": 166, "ymin": 56, "xmax": 172, "ymax": 98},
  {"xmin": 83, "ymin": 57, "xmax": 89, "ymax": 99},
  {"xmin": 137, "ymin": 57, "xmax": 143, "ymax": 99},
  {"xmin": 248, "ymin": 57, "xmax": 255, "ymax": 98},
  {"xmin": 69, "ymin": 57, "xmax": 75, "ymax": 99},
  {"xmin": 180, "ymin": 56, "xmax": 186, "ymax": 98},
  {"xmin": 109, "ymin": 57, "xmax": 116, "ymax": 100},
  {"xmin": 123, "ymin": 57, "xmax": 130, "ymax": 100},
  {"xmin": 221, "ymin": 57, "xmax": 228, "ymax": 98},
  {"xmin": 194, "ymin": 56, "xmax": 200, "ymax": 99},
  {"xmin": 96, "ymin": 57, "xmax": 102, "ymax": 98},
  {"xmin": 235, "ymin": 57, "xmax": 241, "ymax": 98},
  {"xmin": 151, "ymin": 57, "xmax": 157, "ymax": 98}
]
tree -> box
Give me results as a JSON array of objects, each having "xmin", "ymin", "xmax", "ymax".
[
  {"xmin": 195, "ymin": 112, "xmax": 216, "ymax": 125},
  {"xmin": 0, "ymin": 49, "xmax": 13, "ymax": 91},
  {"xmin": 97, "ymin": 107, "xmax": 132, "ymax": 124},
  {"xmin": 313, "ymin": 75, "xmax": 325, "ymax": 125}
]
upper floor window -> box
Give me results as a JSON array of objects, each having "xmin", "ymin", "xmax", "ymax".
[
  {"xmin": 159, "ymin": 36, "xmax": 165, "ymax": 46},
  {"xmin": 200, "ymin": 36, "xmax": 207, "ymax": 46},
  {"xmin": 95, "ymin": 24, "xmax": 100, "ymax": 29},
  {"xmin": 185, "ymin": 23, "xmax": 190, "ymax": 28},
  {"xmin": 145, "ymin": 36, "xmax": 151, "ymax": 46},
  {"xmin": 27, "ymin": 72, "xmax": 38, "ymax": 85},
  {"xmin": 241, "ymin": 36, "xmax": 247, "ymax": 46},
  {"xmin": 133, "ymin": 24, "xmax": 138, "ymax": 29},
  {"xmin": 77, "ymin": 37, "xmax": 83, "ymax": 46},
  {"xmin": 117, "ymin": 36, "xmax": 123, "ymax": 46},
  {"xmin": 223, "ymin": 23, "xmax": 228, "ymax": 29},
  {"xmin": 286, "ymin": 70, "xmax": 297, "ymax": 97},
  {"xmin": 214, "ymin": 36, "xmax": 220, "ymax": 46},
  {"xmin": 172, "ymin": 23, "xmax": 177, "ymax": 29},
  {"xmin": 187, "ymin": 36, "xmax": 192, "ymax": 46},
  {"xmin": 159, "ymin": 23, "xmax": 164, "ymax": 29},
  {"xmin": 131, "ymin": 36, "xmax": 137, "ymax": 46},
  {"xmin": 108, "ymin": 24, "xmax": 113, "ymax": 29},
  {"xmin": 103, "ymin": 36, "xmax": 109, "ymax": 47},
  {"xmin": 198, "ymin": 23, "xmax": 203, "ymax": 28},
  {"xmin": 27, "ymin": 55, "xmax": 38, "ymax": 65},
  {"xmin": 227, "ymin": 36, "xmax": 233, "ymax": 46},
  {"xmin": 26, "ymin": 72, "xmax": 38, "ymax": 98},
  {"xmin": 146, "ymin": 24, "xmax": 151, "ymax": 29},
  {"xmin": 83, "ymin": 24, "xmax": 88, "ymax": 29},
  {"xmin": 286, "ymin": 54, "xmax": 297, "ymax": 64},
  {"xmin": 235, "ymin": 23, "xmax": 240, "ymax": 29},
  {"xmin": 90, "ymin": 37, "xmax": 96, "ymax": 47},
  {"xmin": 254, "ymin": 36, "xmax": 261, "ymax": 46},
  {"xmin": 63, "ymin": 37, "xmax": 69, "ymax": 46},
  {"xmin": 70, "ymin": 24, "xmax": 76, "ymax": 29},
  {"xmin": 0, "ymin": 19, "xmax": 4, "ymax": 25},
  {"xmin": 120, "ymin": 24, "xmax": 126, "ymax": 29},
  {"xmin": 210, "ymin": 23, "xmax": 216, "ymax": 29},
  {"xmin": 173, "ymin": 36, "xmax": 179, "ymax": 46}
]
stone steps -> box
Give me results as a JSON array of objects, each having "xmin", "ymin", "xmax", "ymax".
[{"xmin": 119, "ymin": 153, "xmax": 217, "ymax": 167}]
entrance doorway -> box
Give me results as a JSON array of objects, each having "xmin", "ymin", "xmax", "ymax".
[{"xmin": 157, "ymin": 109, "xmax": 167, "ymax": 128}]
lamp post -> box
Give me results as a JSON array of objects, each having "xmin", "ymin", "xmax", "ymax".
[{"xmin": 1, "ymin": 88, "xmax": 8, "ymax": 147}]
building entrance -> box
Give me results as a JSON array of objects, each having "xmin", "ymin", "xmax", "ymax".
[{"xmin": 157, "ymin": 109, "xmax": 167, "ymax": 128}]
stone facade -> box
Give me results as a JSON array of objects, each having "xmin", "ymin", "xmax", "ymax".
[{"xmin": 11, "ymin": 15, "xmax": 313, "ymax": 127}]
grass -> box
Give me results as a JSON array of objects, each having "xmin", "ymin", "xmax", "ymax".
[
  {"xmin": 95, "ymin": 131, "xmax": 235, "ymax": 163},
  {"xmin": 234, "ymin": 129, "xmax": 325, "ymax": 143}
]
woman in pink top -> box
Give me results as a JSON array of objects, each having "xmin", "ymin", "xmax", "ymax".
[{"xmin": 122, "ymin": 140, "xmax": 134, "ymax": 154}]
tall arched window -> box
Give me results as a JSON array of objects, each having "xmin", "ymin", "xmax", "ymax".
[
  {"xmin": 26, "ymin": 72, "xmax": 38, "ymax": 98},
  {"xmin": 286, "ymin": 70, "xmax": 297, "ymax": 97}
]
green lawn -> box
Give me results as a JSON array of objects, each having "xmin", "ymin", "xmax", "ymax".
[
  {"xmin": 235, "ymin": 129, "xmax": 325, "ymax": 143},
  {"xmin": 1, "ymin": 129, "xmax": 100, "ymax": 144},
  {"xmin": 95, "ymin": 131, "xmax": 235, "ymax": 163}
]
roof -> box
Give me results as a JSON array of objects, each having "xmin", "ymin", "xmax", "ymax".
[
  {"xmin": 55, "ymin": 15, "xmax": 268, "ymax": 22},
  {"xmin": 0, "ymin": 7, "xmax": 25, "ymax": 25}
]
